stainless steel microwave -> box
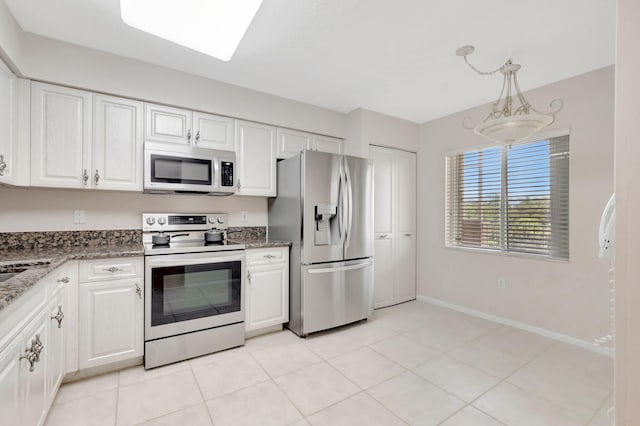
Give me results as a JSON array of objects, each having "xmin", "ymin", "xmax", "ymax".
[{"xmin": 144, "ymin": 142, "xmax": 236, "ymax": 195}]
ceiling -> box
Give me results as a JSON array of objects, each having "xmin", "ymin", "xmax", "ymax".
[{"xmin": 4, "ymin": 0, "xmax": 615, "ymax": 123}]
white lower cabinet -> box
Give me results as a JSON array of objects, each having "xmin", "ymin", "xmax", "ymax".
[
  {"xmin": 21, "ymin": 310, "xmax": 48, "ymax": 426},
  {"xmin": 78, "ymin": 258, "xmax": 144, "ymax": 369},
  {"xmin": 245, "ymin": 247, "xmax": 289, "ymax": 332}
]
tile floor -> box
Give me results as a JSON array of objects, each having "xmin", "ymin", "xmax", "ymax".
[{"xmin": 45, "ymin": 301, "xmax": 614, "ymax": 426}]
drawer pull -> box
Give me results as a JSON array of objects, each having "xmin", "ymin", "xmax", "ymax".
[
  {"xmin": 263, "ymin": 254, "xmax": 277, "ymax": 259},
  {"xmin": 51, "ymin": 305, "xmax": 65, "ymax": 328},
  {"xmin": 20, "ymin": 334, "xmax": 44, "ymax": 372},
  {"xmin": 57, "ymin": 276, "xmax": 70, "ymax": 284},
  {"xmin": 105, "ymin": 266, "xmax": 123, "ymax": 273}
]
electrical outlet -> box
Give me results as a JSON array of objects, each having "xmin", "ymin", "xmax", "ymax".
[
  {"xmin": 240, "ymin": 211, "xmax": 248, "ymax": 222},
  {"xmin": 498, "ymin": 278, "xmax": 506, "ymax": 289},
  {"xmin": 74, "ymin": 210, "xmax": 86, "ymax": 224}
]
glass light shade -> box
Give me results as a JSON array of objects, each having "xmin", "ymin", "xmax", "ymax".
[
  {"xmin": 120, "ymin": 0, "xmax": 263, "ymax": 61},
  {"xmin": 474, "ymin": 113, "xmax": 554, "ymax": 144}
]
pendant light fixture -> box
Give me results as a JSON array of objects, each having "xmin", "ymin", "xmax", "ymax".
[{"xmin": 456, "ymin": 46, "xmax": 563, "ymax": 144}]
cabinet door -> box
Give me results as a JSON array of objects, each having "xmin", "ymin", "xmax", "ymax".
[
  {"xmin": 276, "ymin": 128, "xmax": 312, "ymax": 159},
  {"xmin": 246, "ymin": 263, "xmax": 289, "ymax": 331},
  {"xmin": 31, "ymin": 82, "xmax": 91, "ymax": 188},
  {"xmin": 144, "ymin": 103, "xmax": 192, "ymax": 145},
  {"xmin": 47, "ymin": 286, "xmax": 65, "ymax": 404},
  {"xmin": 21, "ymin": 311, "xmax": 48, "ymax": 426},
  {"xmin": 372, "ymin": 147, "xmax": 394, "ymax": 235},
  {"xmin": 0, "ymin": 60, "xmax": 18, "ymax": 185},
  {"xmin": 395, "ymin": 151, "xmax": 417, "ymax": 235},
  {"xmin": 0, "ymin": 340, "xmax": 21, "ymax": 426},
  {"xmin": 79, "ymin": 279, "xmax": 143, "ymax": 369},
  {"xmin": 393, "ymin": 234, "xmax": 416, "ymax": 303},
  {"xmin": 193, "ymin": 112, "xmax": 235, "ymax": 151},
  {"xmin": 93, "ymin": 95, "xmax": 143, "ymax": 191},
  {"xmin": 313, "ymin": 135, "xmax": 343, "ymax": 155},
  {"xmin": 236, "ymin": 120, "xmax": 277, "ymax": 196}
]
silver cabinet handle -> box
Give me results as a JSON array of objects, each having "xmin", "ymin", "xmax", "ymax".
[
  {"xmin": 51, "ymin": 305, "xmax": 64, "ymax": 328},
  {"xmin": 20, "ymin": 348, "xmax": 37, "ymax": 372},
  {"xmin": 82, "ymin": 169, "xmax": 89, "ymax": 185},
  {"xmin": 32, "ymin": 334, "xmax": 43, "ymax": 361},
  {"xmin": 0, "ymin": 154, "xmax": 6, "ymax": 176},
  {"xmin": 247, "ymin": 270, "xmax": 251, "ymax": 283},
  {"xmin": 263, "ymin": 254, "xmax": 276, "ymax": 259},
  {"xmin": 195, "ymin": 130, "xmax": 200, "ymax": 143},
  {"xmin": 105, "ymin": 266, "xmax": 123, "ymax": 273},
  {"xmin": 135, "ymin": 283, "xmax": 142, "ymax": 299},
  {"xmin": 187, "ymin": 129, "xmax": 192, "ymax": 142},
  {"xmin": 376, "ymin": 234, "xmax": 388, "ymax": 239},
  {"xmin": 237, "ymin": 179, "xmax": 241, "ymax": 190},
  {"xmin": 57, "ymin": 276, "xmax": 70, "ymax": 284},
  {"xmin": 94, "ymin": 169, "xmax": 100, "ymax": 185},
  {"xmin": 20, "ymin": 334, "xmax": 44, "ymax": 372},
  {"xmin": 403, "ymin": 233, "xmax": 412, "ymax": 237}
]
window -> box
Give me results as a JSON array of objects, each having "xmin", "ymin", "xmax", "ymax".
[{"xmin": 445, "ymin": 135, "xmax": 569, "ymax": 260}]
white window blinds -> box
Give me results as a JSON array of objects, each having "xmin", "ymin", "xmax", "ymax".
[{"xmin": 446, "ymin": 135, "xmax": 570, "ymax": 260}]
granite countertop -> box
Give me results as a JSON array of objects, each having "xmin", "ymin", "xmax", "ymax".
[
  {"xmin": 228, "ymin": 238, "xmax": 292, "ymax": 249},
  {"xmin": 0, "ymin": 244, "xmax": 144, "ymax": 312}
]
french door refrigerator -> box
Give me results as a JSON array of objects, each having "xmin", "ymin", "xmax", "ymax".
[{"xmin": 268, "ymin": 150, "xmax": 374, "ymax": 336}]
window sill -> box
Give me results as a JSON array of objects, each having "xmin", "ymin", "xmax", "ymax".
[{"xmin": 444, "ymin": 244, "xmax": 569, "ymax": 263}]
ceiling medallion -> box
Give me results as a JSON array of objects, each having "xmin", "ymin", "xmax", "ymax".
[{"xmin": 456, "ymin": 45, "xmax": 563, "ymax": 144}]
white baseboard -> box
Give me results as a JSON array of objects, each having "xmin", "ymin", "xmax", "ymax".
[{"xmin": 416, "ymin": 295, "xmax": 614, "ymax": 358}]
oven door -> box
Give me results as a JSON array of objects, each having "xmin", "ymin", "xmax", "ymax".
[{"xmin": 144, "ymin": 251, "xmax": 245, "ymax": 341}]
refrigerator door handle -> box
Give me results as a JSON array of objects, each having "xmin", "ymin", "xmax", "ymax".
[
  {"xmin": 307, "ymin": 260, "xmax": 373, "ymax": 274},
  {"xmin": 344, "ymin": 157, "xmax": 354, "ymax": 251},
  {"xmin": 337, "ymin": 160, "xmax": 345, "ymax": 247}
]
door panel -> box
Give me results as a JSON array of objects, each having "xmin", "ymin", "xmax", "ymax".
[
  {"xmin": 0, "ymin": 60, "xmax": 18, "ymax": 185},
  {"xmin": 236, "ymin": 120, "xmax": 276, "ymax": 196},
  {"xmin": 394, "ymin": 235, "xmax": 416, "ymax": 303},
  {"xmin": 302, "ymin": 151, "xmax": 343, "ymax": 264},
  {"xmin": 93, "ymin": 95, "xmax": 143, "ymax": 190},
  {"xmin": 193, "ymin": 112, "xmax": 234, "ymax": 151},
  {"xmin": 343, "ymin": 155, "xmax": 374, "ymax": 260},
  {"xmin": 47, "ymin": 288, "xmax": 65, "ymax": 403},
  {"xmin": 301, "ymin": 260, "xmax": 373, "ymax": 334},
  {"xmin": 145, "ymin": 103, "xmax": 191, "ymax": 145},
  {"xmin": 276, "ymin": 128, "xmax": 312, "ymax": 159},
  {"xmin": 373, "ymin": 237, "xmax": 394, "ymax": 308},
  {"xmin": 372, "ymin": 148, "xmax": 393, "ymax": 234},
  {"xmin": 396, "ymin": 152, "xmax": 417, "ymax": 235},
  {"xmin": 313, "ymin": 135, "xmax": 342, "ymax": 154},
  {"xmin": 246, "ymin": 264, "xmax": 288, "ymax": 331},
  {"xmin": 22, "ymin": 312, "xmax": 48, "ymax": 426},
  {"xmin": 0, "ymin": 340, "xmax": 21, "ymax": 425}
]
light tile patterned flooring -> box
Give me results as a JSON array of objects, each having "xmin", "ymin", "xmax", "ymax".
[{"xmin": 45, "ymin": 301, "xmax": 614, "ymax": 426}]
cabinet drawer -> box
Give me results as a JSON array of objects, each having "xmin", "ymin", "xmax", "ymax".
[
  {"xmin": 246, "ymin": 247, "xmax": 288, "ymax": 266},
  {"xmin": 79, "ymin": 257, "xmax": 143, "ymax": 282}
]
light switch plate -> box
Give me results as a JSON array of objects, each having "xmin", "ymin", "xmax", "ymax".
[{"xmin": 74, "ymin": 210, "xmax": 86, "ymax": 224}]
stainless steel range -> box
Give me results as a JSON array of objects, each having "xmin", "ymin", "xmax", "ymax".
[{"xmin": 142, "ymin": 213, "xmax": 245, "ymax": 369}]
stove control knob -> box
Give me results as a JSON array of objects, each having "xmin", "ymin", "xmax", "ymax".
[
  {"xmin": 158, "ymin": 217, "xmax": 166, "ymax": 225},
  {"xmin": 217, "ymin": 217, "xmax": 225, "ymax": 224},
  {"xmin": 208, "ymin": 217, "xmax": 216, "ymax": 224},
  {"xmin": 146, "ymin": 217, "xmax": 155, "ymax": 225}
]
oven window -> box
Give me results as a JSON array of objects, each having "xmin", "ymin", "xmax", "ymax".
[
  {"xmin": 151, "ymin": 261, "xmax": 241, "ymax": 326},
  {"xmin": 150, "ymin": 154, "xmax": 212, "ymax": 185}
]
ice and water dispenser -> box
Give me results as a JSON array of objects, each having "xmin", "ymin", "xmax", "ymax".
[{"xmin": 314, "ymin": 203, "xmax": 337, "ymax": 245}]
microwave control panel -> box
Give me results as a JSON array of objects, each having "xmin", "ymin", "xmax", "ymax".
[{"xmin": 221, "ymin": 161, "xmax": 234, "ymax": 187}]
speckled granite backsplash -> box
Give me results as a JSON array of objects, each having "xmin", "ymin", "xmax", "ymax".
[
  {"xmin": 0, "ymin": 230, "xmax": 142, "ymax": 250},
  {"xmin": 0, "ymin": 227, "xmax": 267, "ymax": 250}
]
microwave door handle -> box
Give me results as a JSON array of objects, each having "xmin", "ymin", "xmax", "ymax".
[{"xmin": 213, "ymin": 159, "xmax": 220, "ymax": 190}]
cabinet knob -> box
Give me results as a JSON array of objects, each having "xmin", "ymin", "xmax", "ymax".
[
  {"xmin": 0, "ymin": 154, "xmax": 6, "ymax": 176},
  {"xmin": 135, "ymin": 283, "xmax": 142, "ymax": 299},
  {"xmin": 263, "ymin": 254, "xmax": 276, "ymax": 259},
  {"xmin": 187, "ymin": 129, "xmax": 192, "ymax": 142},
  {"xmin": 105, "ymin": 266, "xmax": 123, "ymax": 273},
  {"xmin": 94, "ymin": 169, "xmax": 100, "ymax": 185},
  {"xmin": 195, "ymin": 130, "xmax": 200, "ymax": 143},
  {"xmin": 57, "ymin": 276, "xmax": 70, "ymax": 284},
  {"xmin": 82, "ymin": 169, "xmax": 89, "ymax": 185},
  {"xmin": 51, "ymin": 305, "xmax": 64, "ymax": 328}
]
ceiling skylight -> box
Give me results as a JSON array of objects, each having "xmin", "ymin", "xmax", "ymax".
[{"xmin": 120, "ymin": 0, "xmax": 263, "ymax": 61}]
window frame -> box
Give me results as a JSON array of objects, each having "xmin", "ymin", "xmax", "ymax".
[{"xmin": 444, "ymin": 128, "xmax": 570, "ymax": 262}]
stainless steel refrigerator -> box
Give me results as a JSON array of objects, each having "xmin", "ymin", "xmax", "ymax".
[{"xmin": 268, "ymin": 150, "xmax": 374, "ymax": 336}]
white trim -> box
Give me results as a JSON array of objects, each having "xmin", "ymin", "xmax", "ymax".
[{"xmin": 416, "ymin": 295, "xmax": 614, "ymax": 358}]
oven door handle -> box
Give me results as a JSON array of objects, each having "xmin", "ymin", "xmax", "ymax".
[{"xmin": 145, "ymin": 253, "xmax": 245, "ymax": 268}]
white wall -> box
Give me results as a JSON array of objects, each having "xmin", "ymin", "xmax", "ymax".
[
  {"xmin": 615, "ymin": 0, "xmax": 640, "ymax": 422},
  {"xmin": 0, "ymin": 188, "xmax": 267, "ymax": 231},
  {"xmin": 418, "ymin": 66, "xmax": 614, "ymax": 343},
  {"xmin": 345, "ymin": 108, "xmax": 419, "ymax": 157}
]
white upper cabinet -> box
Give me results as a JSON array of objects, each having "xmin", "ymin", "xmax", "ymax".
[
  {"xmin": 31, "ymin": 82, "xmax": 91, "ymax": 188},
  {"xmin": 144, "ymin": 103, "xmax": 192, "ymax": 145},
  {"xmin": 145, "ymin": 103, "xmax": 235, "ymax": 151},
  {"xmin": 276, "ymin": 128, "xmax": 312, "ymax": 159},
  {"xmin": 93, "ymin": 95, "xmax": 143, "ymax": 191},
  {"xmin": 313, "ymin": 135, "xmax": 343, "ymax": 155},
  {"xmin": 236, "ymin": 120, "xmax": 277, "ymax": 196},
  {"xmin": 193, "ymin": 111, "xmax": 235, "ymax": 150},
  {"xmin": 276, "ymin": 128, "xmax": 343, "ymax": 159},
  {"xmin": 0, "ymin": 60, "xmax": 19, "ymax": 185}
]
